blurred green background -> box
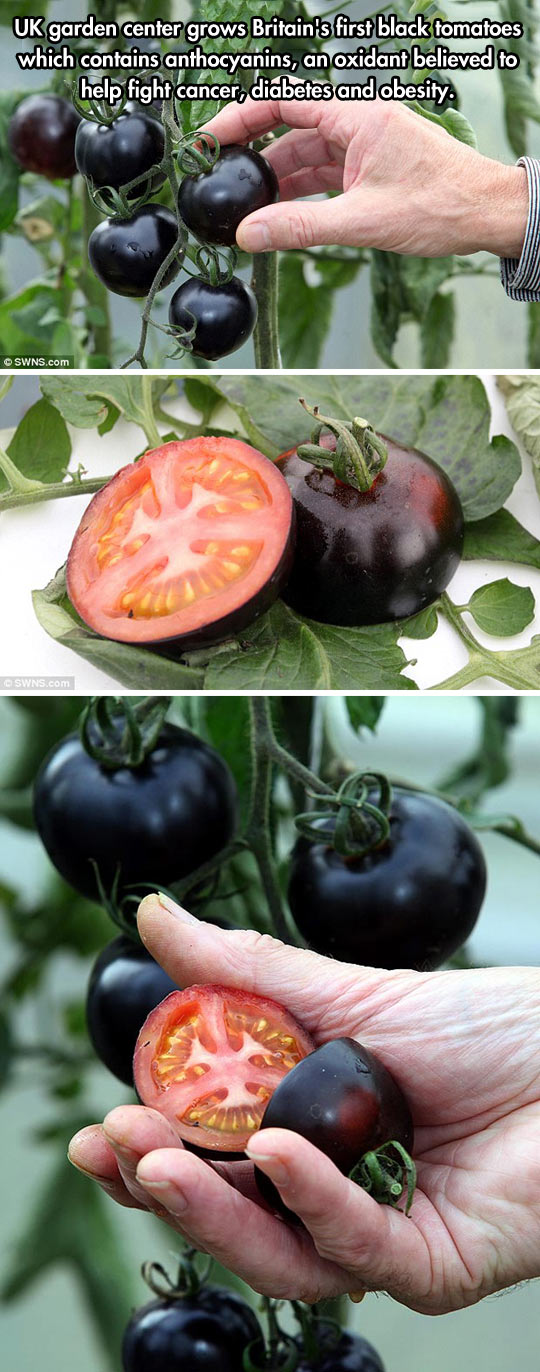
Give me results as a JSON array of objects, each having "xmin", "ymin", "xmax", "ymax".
[{"xmin": 1, "ymin": 694, "xmax": 540, "ymax": 1370}]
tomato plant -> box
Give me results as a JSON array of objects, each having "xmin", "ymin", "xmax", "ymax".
[
  {"xmin": 121, "ymin": 1255, "xmax": 263, "ymax": 1372},
  {"xmin": 66, "ymin": 437, "xmax": 294, "ymax": 652},
  {"xmin": 133, "ymin": 984, "xmax": 314, "ymax": 1151},
  {"xmin": 8, "ymin": 94, "xmax": 81, "ymax": 179},
  {"xmin": 168, "ymin": 276, "xmax": 258, "ymax": 359},
  {"xmin": 74, "ymin": 111, "xmax": 165, "ymax": 197},
  {"xmin": 177, "ymin": 145, "xmax": 279, "ymax": 247},
  {"xmin": 86, "ymin": 935, "xmax": 178, "ymax": 1086},
  {"xmin": 288, "ymin": 786, "xmax": 487, "ymax": 971},
  {"xmin": 33, "ymin": 713, "xmax": 237, "ymax": 902},
  {"xmin": 295, "ymin": 1324, "xmax": 385, "ymax": 1372}
]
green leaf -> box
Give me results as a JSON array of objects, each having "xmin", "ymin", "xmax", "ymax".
[
  {"xmin": 420, "ymin": 291, "xmax": 455, "ymax": 368},
  {"xmin": 497, "ymin": 372, "xmax": 540, "ymax": 499},
  {"xmin": 411, "ymin": 102, "xmax": 478, "ymax": 148},
  {"xmin": 278, "ymin": 253, "xmax": 362, "ymax": 368},
  {"xmin": 345, "ymin": 698, "xmax": 385, "ymax": 733},
  {"xmin": 402, "ymin": 604, "xmax": 439, "ymax": 639},
  {"xmin": 463, "ymin": 508, "xmax": 540, "ymax": 569},
  {"xmin": 1, "ymin": 1147, "xmax": 134, "ymax": 1370},
  {"xmin": 415, "ymin": 375, "xmax": 521, "ymax": 519},
  {"xmin": 370, "ymin": 250, "xmax": 454, "ymax": 366},
  {"xmin": 32, "ymin": 567, "xmax": 205, "ymax": 691},
  {"xmin": 3, "ymin": 398, "xmax": 71, "ymax": 491},
  {"xmin": 0, "ymin": 1010, "xmax": 12, "ymax": 1091},
  {"xmin": 438, "ymin": 698, "xmax": 518, "ymax": 803},
  {"xmin": 203, "ymin": 698, "xmax": 253, "ymax": 823},
  {"xmin": 468, "ymin": 579, "xmax": 535, "ymax": 636},
  {"xmin": 0, "ymin": 283, "xmax": 67, "ymax": 358},
  {"xmin": 40, "ymin": 376, "xmax": 173, "ymax": 432},
  {"xmin": 527, "ymin": 304, "xmax": 540, "ymax": 369},
  {"xmin": 198, "ymin": 601, "xmax": 416, "ymax": 690}
]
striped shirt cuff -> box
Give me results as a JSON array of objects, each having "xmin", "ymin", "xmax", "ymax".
[{"xmin": 500, "ymin": 156, "xmax": 540, "ymax": 300}]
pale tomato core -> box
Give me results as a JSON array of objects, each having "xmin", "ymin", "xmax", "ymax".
[
  {"xmin": 134, "ymin": 985, "xmax": 314, "ymax": 1150},
  {"xmin": 67, "ymin": 439, "xmax": 293, "ymax": 643}
]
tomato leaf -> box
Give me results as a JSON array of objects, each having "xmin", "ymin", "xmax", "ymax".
[
  {"xmin": 467, "ymin": 579, "xmax": 535, "ymax": 637},
  {"xmin": 370, "ymin": 251, "xmax": 454, "ymax": 366},
  {"xmin": 3, "ymin": 398, "xmax": 71, "ymax": 490},
  {"xmin": 497, "ymin": 373, "xmax": 540, "ymax": 500},
  {"xmin": 420, "ymin": 291, "xmax": 455, "ymax": 369},
  {"xmin": 1, "ymin": 1147, "xmax": 134, "ymax": 1370},
  {"xmin": 202, "ymin": 697, "xmax": 253, "ymax": 823},
  {"xmin": 278, "ymin": 253, "xmax": 363, "ymax": 369},
  {"xmin": 345, "ymin": 698, "xmax": 385, "ymax": 733},
  {"xmin": 197, "ymin": 602, "xmax": 417, "ymax": 691},
  {"xmin": 415, "ymin": 375, "xmax": 521, "ymax": 520},
  {"xmin": 41, "ymin": 376, "xmax": 173, "ymax": 432},
  {"xmin": 463, "ymin": 509, "xmax": 540, "ymax": 569}
]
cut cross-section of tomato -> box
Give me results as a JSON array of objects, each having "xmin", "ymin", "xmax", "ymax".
[
  {"xmin": 66, "ymin": 438, "xmax": 295, "ymax": 654},
  {"xmin": 133, "ymin": 984, "xmax": 314, "ymax": 1151}
]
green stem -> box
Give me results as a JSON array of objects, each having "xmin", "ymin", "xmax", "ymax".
[
  {"xmin": 0, "ymin": 446, "xmax": 45, "ymax": 495},
  {"xmin": 251, "ymin": 698, "xmax": 334, "ymax": 800},
  {"xmin": 0, "ymin": 474, "xmax": 108, "ymax": 513},
  {"xmin": 246, "ymin": 701, "xmax": 291, "ymax": 942},
  {"xmin": 436, "ymin": 594, "xmax": 531, "ymax": 692},
  {"xmin": 252, "ymin": 252, "xmax": 281, "ymax": 368},
  {"xmin": 81, "ymin": 188, "xmax": 112, "ymax": 361},
  {"xmin": 171, "ymin": 838, "xmax": 246, "ymax": 901}
]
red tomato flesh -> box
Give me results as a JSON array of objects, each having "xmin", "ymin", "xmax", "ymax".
[
  {"xmin": 133, "ymin": 985, "xmax": 314, "ymax": 1151},
  {"xmin": 66, "ymin": 438, "xmax": 294, "ymax": 652}
]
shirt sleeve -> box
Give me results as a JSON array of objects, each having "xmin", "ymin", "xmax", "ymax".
[{"xmin": 500, "ymin": 156, "xmax": 540, "ymax": 300}]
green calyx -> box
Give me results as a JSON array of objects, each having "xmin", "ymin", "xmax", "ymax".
[{"xmin": 296, "ymin": 399, "xmax": 388, "ymax": 493}]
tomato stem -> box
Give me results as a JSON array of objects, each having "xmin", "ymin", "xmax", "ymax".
[
  {"xmin": 296, "ymin": 400, "xmax": 388, "ymax": 493},
  {"xmin": 0, "ymin": 473, "xmax": 108, "ymax": 512},
  {"xmin": 252, "ymin": 251, "xmax": 281, "ymax": 369}
]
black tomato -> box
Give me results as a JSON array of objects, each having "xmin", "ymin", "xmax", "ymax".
[
  {"xmin": 86, "ymin": 935, "xmax": 178, "ymax": 1085},
  {"xmin": 288, "ymin": 788, "xmax": 487, "ymax": 971},
  {"xmin": 33, "ymin": 722, "xmax": 237, "ymax": 902},
  {"xmin": 88, "ymin": 205, "xmax": 182, "ymax": 298},
  {"xmin": 168, "ymin": 276, "xmax": 257, "ymax": 359},
  {"xmin": 8, "ymin": 94, "xmax": 81, "ymax": 179},
  {"xmin": 121, "ymin": 1288, "xmax": 263, "ymax": 1372},
  {"xmin": 278, "ymin": 435, "xmax": 464, "ymax": 624},
  {"xmin": 296, "ymin": 1325, "xmax": 385, "ymax": 1372},
  {"xmin": 255, "ymin": 1036, "xmax": 413, "ymax": 1218},
  {"xmin": 74, "ymin": 112, "xmax": 165, "ymax": 195},
  {"xmin": 178, "ymin": 145, "xmax": 279, "ymax": 247}
]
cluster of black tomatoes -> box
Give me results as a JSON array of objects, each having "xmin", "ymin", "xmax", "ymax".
[{"xmin": 8, "ymin": 91, "xmax": 278, "ymax": 360}]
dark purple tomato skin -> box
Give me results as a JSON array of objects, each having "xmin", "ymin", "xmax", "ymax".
[
  {"xmin": 74, "ymin": 113, "xmax": 164, "ymax": 194},
  {"xmin": 296, "ymin": 1326, "xmax": 385, "ymax": 1372},
  {"xmin": 255, "ymin": 1037, "xmax": 413, "ymax": 1218},
  {"xmin": 278, "ymin": 435, "xmax": 464, "ymax": 625},
  {"xmin": 178, "ymin": 145, "xmax": 279, "ymax": 247},
  {"xmin": 121, "ymin": 1289, "xmax": 263, "ymax": 1372},
  {"xmin": 168, "ymin": 276, "xmax": 257, "ymax": 360},
  {"xmin": 86, "ymin": 936, "xmax": 178, "ymax": 1086},
  {"xmin": 33, "ymin": 723, "xmax": 237, "ymax": 902},
  {"xmin": 88, "ymin": 205, "xmax": 182, "ymax": 298},
  {"xmin": 8, "ymin": 95, "xmax": 81, "ymax": 179},
  {"xmin": 288, "ymin": 789, "xmax": 487, "ymax": 971}
]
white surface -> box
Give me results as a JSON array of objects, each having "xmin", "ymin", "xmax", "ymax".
[{"xmin": 1, "ymin": 371, "xmax": 539, "ymax": 694}]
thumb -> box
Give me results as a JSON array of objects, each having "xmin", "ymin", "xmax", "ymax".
[
  {"xmin": 137, "ymin": 893, "xmax": 355, "ymax": 1034},
  {"xmin": 236, "ymin": 194, "xmax": 361, "ymax": 252}
]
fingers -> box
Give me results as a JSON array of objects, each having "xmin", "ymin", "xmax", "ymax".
[
  {"xmin": 246, "ymin": 1129, "xmax": 431, "ymax": 1305},
  {"xmin": 263, "ymin": 127, "xmax": 345, "ymax": 180},
  {"xmin": 200, "ymin": 96, "xmax": 339, "ymax": 147},
  {"xmin": 135, "ymin": 1145, "xmax": 346, "ymax": 1300},
  {"xmin": 68, "ymin": 1124, "xmax": 147, "ymax": 1210},
  {"xmin": 277, "ymin": 167, "xmax": 344, "ymax": 202},
  {"xmin": 137, "ymin": 894, "xmax": 364, "ymax": 1035},
  {"xmin": 102, "ymin": 1104, "xmax": 186, "ymax": 1206},
  {"xmin": 236, "ymin": 194, "xmax": 364, "ymax": 253}
]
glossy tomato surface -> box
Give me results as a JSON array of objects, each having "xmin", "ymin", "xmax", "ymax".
[
  {"xmin": 9, "ymin": 94, "xmax": 81, "ymax": 179},
  {"xmin": 121, "ymin": 1288, "xmax": 263, "ymax": 1372},
  {"xmin": 178, "ymin": 145, "xmax": 279, "ymax": 246},
  {"xmin": 168, "ymin": 277, "xmax": 257, "ymax": 360},
  {"xmin": 255, "ymin": 1036, "xmax": 413, "ymax": 1218},
  {"xmin": 278, "ymin": 435, "xmax": 464, "ymax": 624},
  {"xmin": 86, "ymin": 936, "xmax": 178, "ymax": 1085},
  {"xmin": 75, "ymin": 112, "xmax": 164, "ymax": 194},
  {"xmin": 296, "ymin": 1326, "xmax": 385, "ymax": 1372},
  {"xmin": 33, "ymin": 722, "xmax": 236, "ymax": 902},
  {"xmin": 133, "ymin": 984, "xmax": 314, "ymax": 1151},
  {"xmin": 66, "ymin": 438, "xmax": 294, "ymax": 652},
  {"xmin": 288, "ymin": 788, "xmax": 487, "ymax": 971},
  {"xmin": 88, "ymin": 205, "xmax": 182, "ymax": 297}
]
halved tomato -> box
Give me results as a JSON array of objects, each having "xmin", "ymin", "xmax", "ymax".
[
  {"xmin": 66, "ymin": 438, "xmax": 295, "ymax": 653},
  {"xmin": 133, "ymin": 984, "xmax": 314, "ymax": 1151}
]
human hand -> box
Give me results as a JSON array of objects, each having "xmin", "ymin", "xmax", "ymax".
[
  {"xmin": 199, "ymin": 96, "xmax": 528, "ymax": 260},
  {"xmin": 69, "ymin": 896, "xmax": 540, "ymax": 1314}
]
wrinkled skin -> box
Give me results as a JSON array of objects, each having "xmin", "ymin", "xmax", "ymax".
[{"xmin": 69, "ymin": 897, "xmax": 540, "ymax": 1316}]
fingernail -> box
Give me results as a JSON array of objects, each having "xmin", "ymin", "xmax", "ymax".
[
  {"xmin": 137, "ymin": 1172, "xmax": 189, "ymax": 1213},
  {"xmin": 67, "ymin": 1152, "xmax": 117, "ymax": 1188},
  {"xmin": 158, "ymin": 893, "xmax": 199, "ymax": 924},
  {"xmin": 348, "ymin": 1291, "xmax": 366, "ymax": 1304},
  {"xmin": 245, "ymin": 1140, "xmax": 290, "ymax": 1186},
  {"xmin": 105, "ymin": 1136, "xmax": 138, "ymax": 1166},
  {"xmin": 238, "ymin": 220, "xmax": 271, "ymax": 252}
]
